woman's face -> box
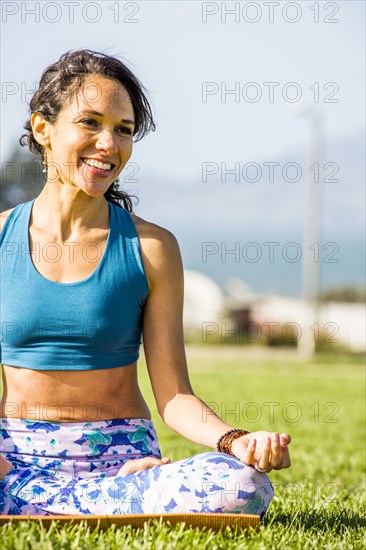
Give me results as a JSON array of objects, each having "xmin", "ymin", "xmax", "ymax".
[{"xmin": 39, "ymin": 74, "xmax": 135, "ymax": 197}]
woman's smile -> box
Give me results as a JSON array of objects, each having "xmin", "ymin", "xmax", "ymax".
[{"xmin": 81, "ymin": 157, "xmax": 116, "ymax": 178}]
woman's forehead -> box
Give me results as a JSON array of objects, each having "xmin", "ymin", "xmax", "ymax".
[{"xmin": 67, "ymin": 75, "xmax": 134, "ymax": 116}]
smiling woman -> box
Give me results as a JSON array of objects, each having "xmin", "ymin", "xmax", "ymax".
[
  {"xmin": 29, "ymin": 74, "xmax": 135, "ymax": 199},
  {"xmin": 0, "ymin": 49, "xmax": 290, "ymax": 518},
  {"xmin": 19, "ymin": 49, "xmax": 155, "ymax": 211}
]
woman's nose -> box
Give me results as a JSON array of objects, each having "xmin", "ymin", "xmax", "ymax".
[{"xmin": 95, "ymin": 129, "xmax": 118, "ymax": 154}]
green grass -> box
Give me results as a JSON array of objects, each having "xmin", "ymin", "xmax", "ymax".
[{"xmin": 1, "ymin": 348, "xmax": 365, "ymax": 549}]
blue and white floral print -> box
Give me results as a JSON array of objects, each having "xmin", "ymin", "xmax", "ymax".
[{"xmin": 0, "ymin": 418, "xmax": 273, "ymax": 517}]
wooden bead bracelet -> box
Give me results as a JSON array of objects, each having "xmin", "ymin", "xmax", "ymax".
[{"xmin": 216, "ymin": 429, "xmax": 250, "ymax": 455}]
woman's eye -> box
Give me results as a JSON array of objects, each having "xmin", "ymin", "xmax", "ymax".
[
  {"xmin": 79, "ymin": 119, "xmax": 132, "ymax": 136},
  {"xmin": 80, "ymin": 118, "xmax": 98, "ymax": 126},
  {"xmin": 116, "ymin": 126, "xmax": 133, "ymax": 136}
]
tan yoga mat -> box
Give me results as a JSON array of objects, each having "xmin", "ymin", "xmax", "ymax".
[{"xmin": 0, "ymin": 512, "xmax": 260, "ymax": 531}]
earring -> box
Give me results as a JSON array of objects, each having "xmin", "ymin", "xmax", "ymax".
[
  {"xmin": 42, "ymin": 149, "xmax": 47, "ymax": 173},
  {"xmin": 113, "ymin": 178, "xmax": 120, "ymax": 190}
]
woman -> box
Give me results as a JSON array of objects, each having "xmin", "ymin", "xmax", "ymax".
[{"xmin": 0, "ymin": 49, "xmax": 291, "ymax": 517}]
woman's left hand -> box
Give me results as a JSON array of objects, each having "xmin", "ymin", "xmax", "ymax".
[
  {"xmin": 117, "ymin": 456, "xmax": 171, "ymax": 476},
  {"xmin": 231, "ymin": 431, "xmax": 291, "ymax": 473}
]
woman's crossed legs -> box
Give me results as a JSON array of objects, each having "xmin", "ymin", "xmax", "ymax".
[
  {"xmin": 1, "ymin": 452, "xmax": 273, "ymax": 517},
  {"xmin": 0, "ymin": 418, "xmax": 274, "ymax": 517}
]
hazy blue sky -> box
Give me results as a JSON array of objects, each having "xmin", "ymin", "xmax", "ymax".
[
  {"xmin": 1, "ymin": 1, "xmax": 365, "ymax": 294},
  {"xmin": 1, "ymin": 1, "xmax": 364, "ymax": 170}
]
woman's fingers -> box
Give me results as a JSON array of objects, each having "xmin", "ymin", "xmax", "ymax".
[
  {"xmin": 256, "ymin": 436, "xmax": 272, "ymax": 471},
  {"xmin": 269, "ymin": 432, "xmax": 282, "ymax": 469},
  {"xmin": 255, "ymin": 433, "xmax": 289, "ymax": 472},
  {"xmin": 230, "ymin": 431, "xmax": 292, "ymax": 471},
  {"xmin": 267, "ymin": 434, "xmax": 291, "ymax": 470},
  {"xmin": 244, "ymin": 438, "xmax": 257, "ymax": 466},
  {"xmin": 117, "ymin": 456, "xmax": 171, "ymax": 476},
  {"xmin": 280, "ymin": 432, "xmax": 291, "ymax": 445},
  {"xmin": 278, "ymin": 442, "xmax": 291, "ymax": 469}
]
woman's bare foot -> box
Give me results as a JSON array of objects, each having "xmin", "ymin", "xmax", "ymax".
[{"xmin": 0, "ymin": 455, "xmax": 13, "ymax": 480}]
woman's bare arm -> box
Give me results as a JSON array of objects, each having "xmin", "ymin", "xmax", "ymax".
[
  {"xmin": 141, "ymin": 226, "xmax": 234, "ymax": 446},
  {"xmin": 140, "ymin": 224, "xmax": 291, "ymax": 471}
]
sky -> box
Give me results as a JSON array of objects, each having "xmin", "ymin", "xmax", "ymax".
[{"xmin": 1, "ymin": 0, "xmax": 365, "ymax": 295}]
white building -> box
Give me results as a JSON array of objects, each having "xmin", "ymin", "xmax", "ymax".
[
  {"xmin": 183, "ymin": 270, "xmax": 225, "ymax": 330},
  {"xmin": 251, "ymin": 294, "xmax": 366, "ymax": 352},
  {"xmin": 182, "ymin": 272, "xmax": 365, "ymax": 352}
]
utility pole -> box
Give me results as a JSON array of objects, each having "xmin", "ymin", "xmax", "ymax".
[{"xmin": 298, "ymin": 108, "xmax": 324, "ymax": 358}]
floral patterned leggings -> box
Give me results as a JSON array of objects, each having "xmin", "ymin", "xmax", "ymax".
[{"xmin": 0, "ymin": 418, "xmax": 274, "ymax": 518}]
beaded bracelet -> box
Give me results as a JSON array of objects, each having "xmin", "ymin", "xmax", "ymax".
[{"xmin": 216, "ymin": 429, "xmax": 250, "ymax": 455}]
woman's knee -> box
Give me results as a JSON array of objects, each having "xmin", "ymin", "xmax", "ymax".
[
  {"xmin": 205, "ymin": 468, "xmax": 274, "ymax": 515},
  {"xmin": 181, "ymin": 451, "xmax": 274, "ymax": 514}
]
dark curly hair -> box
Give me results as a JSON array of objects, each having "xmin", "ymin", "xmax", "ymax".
[{"xmin": 19, "ymin": 49, "xmax": 156, "ymax": 211}]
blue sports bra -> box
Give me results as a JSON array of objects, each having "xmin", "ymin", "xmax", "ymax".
[{"xmin": 0, "ymin": 198, "xmax": 149, "ymax": 371}]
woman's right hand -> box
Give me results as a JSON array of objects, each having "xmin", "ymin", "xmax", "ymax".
[
  {"xmin": 0, "ymin": 454, "xmax": 13, "ymax": 481},
  {"xmin": 117, "ymin": 456, "xmax": 171, "ymax": 476},
  {"xmin": 232, "ymin": 431, "xmax": 291, "ymax": 473}
]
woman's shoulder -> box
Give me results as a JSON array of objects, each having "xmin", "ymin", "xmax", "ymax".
[
  {"xmin": 131, "ymin": 212, "xmax": 179, "ymax": 249},
  {"xmin": 0, "ymin": 207, "xmax": 16, "ymax": 234},
  {"xmin": 130, "ymin": 212, "xmax": 182, "ymax": 271}
]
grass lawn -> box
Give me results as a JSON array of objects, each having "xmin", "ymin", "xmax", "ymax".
[{"xmin": 1, "ymin": 347, "xmax": 365, "ymax": 549}]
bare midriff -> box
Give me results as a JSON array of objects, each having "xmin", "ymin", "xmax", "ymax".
[{"xmin": 0, "ymin": 362, "xmax": 152, "ymax": 422}]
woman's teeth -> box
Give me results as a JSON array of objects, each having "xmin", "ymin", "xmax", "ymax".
[{"xmin": 82, "ymin": 158, "xmax": 112, "ymax": 171}]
